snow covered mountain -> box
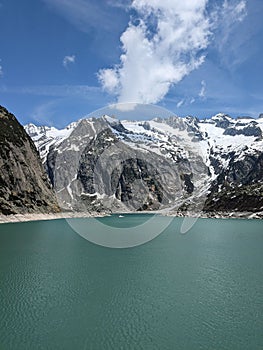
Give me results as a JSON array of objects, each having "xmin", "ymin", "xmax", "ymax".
[
  {"xmin": 24, "ymin": 121, "xmax": 78, "ymax": 162},
  {"xmin": 25, "ymin": 113, "xmax": 263, "ymax": 217}
]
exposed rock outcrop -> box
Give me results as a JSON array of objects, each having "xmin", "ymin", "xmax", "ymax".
[
  {"xmin": 204, "ymin": 151, "xmax": 263, "ymax": 212},
  {"xmin": 0, "ymin": 106, "xmax": 60, "ymax": 215}
]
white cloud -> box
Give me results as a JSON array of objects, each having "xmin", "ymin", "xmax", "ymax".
[
  {"xmin": 99, "ymin": 69, "xmax": 119, "ymax": 93},
  {"xmin": 63, "ymin": 55, "xmax": 75, "ymax": 68},
  {"xmin": 98, "ymin": 0, "xmax": 247, "ymax": 106},
  {"xmin": 199, "ymin": 80, "xmax": 206, "ymax": 98},
  {"xmin": 98, "ymin": 0, "xmax": 210, "ymax": 105},
  {"xmin": 176, "ymin": 100, "xmax": 184, "ymax": 108}
]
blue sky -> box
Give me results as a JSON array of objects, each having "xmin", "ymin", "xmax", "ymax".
[{"xmin": 0, "ymin": 0, "xmax": 262, "ymax": 127}]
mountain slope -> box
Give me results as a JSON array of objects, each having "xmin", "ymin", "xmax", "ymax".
[
  {"xmin": 0, "ymin": 106, "xmax": 60, "ymax": 215},
  {"xmin": 25, "ymin": 113, "xmax": 263, "ymax": 216}
]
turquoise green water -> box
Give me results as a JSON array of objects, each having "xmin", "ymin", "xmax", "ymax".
[{"xmin": 0, "ymin": 215, "xmax": 262, "ymax": 349}]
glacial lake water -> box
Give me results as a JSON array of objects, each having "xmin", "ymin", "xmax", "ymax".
[{"xmin": 0, "ymin": 214, "xmax": 262, "ymax": 350}]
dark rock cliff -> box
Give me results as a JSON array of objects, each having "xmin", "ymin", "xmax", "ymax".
[
  {"xmin": 0, "ymin": 106, "xmax": 60, "ymax": 215},
  {"xmin": 204, "ymin": 151, "xmax": 263, "ymax": 213}
]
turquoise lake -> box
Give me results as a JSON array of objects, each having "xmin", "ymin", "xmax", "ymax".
[{"xmin": 0, "ymin": 215, "xmax": 262, "ymax": 349}]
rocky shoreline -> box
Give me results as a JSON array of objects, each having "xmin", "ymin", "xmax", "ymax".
[
  {"xmin": 0, "ymin": 211, "xmax": 108, "ymax": 224},
  {"xmin": 0, "ymin": 210, "xmax": 262, "ymax": 224},
  {"xmin": 167, "ymin": 211, "xmax": 263, "ymax": 220}
]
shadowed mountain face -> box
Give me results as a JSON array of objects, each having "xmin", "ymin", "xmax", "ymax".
[
  {"xmin": 25, "ymin": 112, "xmax": 263, "ymax": 216},
  {"xmin": 0, "ymin": 106, "xmax": 59, "ymax": 215}
]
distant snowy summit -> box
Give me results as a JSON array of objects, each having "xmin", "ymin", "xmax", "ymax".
[
  {"xmin": 24, "ymin": 121, "xmax": 79, "ymax": 162},
  {"xmin": 24, "ymin": 113, "xmax": 263, "ymax": 217}
]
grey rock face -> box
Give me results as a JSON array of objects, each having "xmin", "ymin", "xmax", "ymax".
[
  {"xmin": 223, "ymin": 122, "xmax": 262, "ymax": 137},
  {"xmin": 0, "ymin": 106, "xmax": 60, "ymax": 215},
  {"xmin": 26, "ymin": 112, "xmax": 263, "ymax": 216},
  {"xmin": 41, "ymin": 116, "xmax": 208, "ymax": 213},
  {"xmin": 211, "ymin": 114, "xmax": 233, "ymax": 129}
]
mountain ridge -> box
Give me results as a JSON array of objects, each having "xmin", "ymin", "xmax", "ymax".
[{"xmin": 25, "ymin": 112, "xmax": 263, "ymax": 217}]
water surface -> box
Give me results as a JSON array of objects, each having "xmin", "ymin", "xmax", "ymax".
[{"xmin": 0, "ymin": 215, "xmax": 262, "ymax": 349}]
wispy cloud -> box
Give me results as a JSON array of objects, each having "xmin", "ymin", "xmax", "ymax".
[
  {"xmin": 42, "ymin": 0, "xmax": 124, "ymax": 33},
  {"xmin": 63, "ymin": 55, "xmax": 75, "ymax": 68},
  {"xmin": 98, "ymin": 0, "xmax": 247, "ymax": 107},
  {"xmin": 30, "ymin": 100, "xmax": 59, "ymax": 126},
  {"xmin": 213, "ymin": 0, "xmax": 248, "ymax": 68},
  {"xmin": 107, "ymin": 0, "xmax": 131, "ymax": 9},
  {"xmin": 216, "ymin": 0, "xmax": 247, "ymax": 48},
  {"xmin": 199, "ymin": 80, "xmax": 206, "ymax": 99},
  {"xmin": 0, "ymin": 59, "xmax": 3, "ymax": 77},
  {"xmin": 176, "ymin": 100, "xmax": 184, "ymax": 108},
  {"xmin": 0, "ymin": 84, "xmax": 99, "ymax": 98}
]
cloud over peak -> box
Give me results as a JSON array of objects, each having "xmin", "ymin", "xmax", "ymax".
[{"xmin": 98, "ymin": 0, "xmax": 247, "ymax": 106}]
